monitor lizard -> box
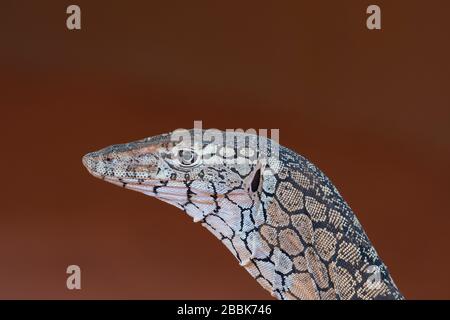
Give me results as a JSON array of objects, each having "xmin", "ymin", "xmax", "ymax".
[{"xmin": 82, "ymin": 128, "xmax": 403, "ymax": 300}]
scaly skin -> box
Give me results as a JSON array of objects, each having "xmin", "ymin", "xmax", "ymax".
[{"xmin": 82, "ymin": 129, "xmax": 403, "ymax": 300}]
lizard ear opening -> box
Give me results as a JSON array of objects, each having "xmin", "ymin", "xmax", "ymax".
[
  {"xmin": 251, "ymin": 168, "xmax": 261, "ymax": 192},
  {"xmin": 245, "ymin": 162, "xmax": 264, "ymax": 197}
]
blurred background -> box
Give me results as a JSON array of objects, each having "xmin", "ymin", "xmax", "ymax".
[{"xmin": 0, "ymin": 1, "xmax": 449, "ymax": 299}]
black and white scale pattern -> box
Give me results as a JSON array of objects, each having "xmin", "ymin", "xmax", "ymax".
[{"xmin": 83, "ymin": 129, "xmax": 403, "ymax": 300}]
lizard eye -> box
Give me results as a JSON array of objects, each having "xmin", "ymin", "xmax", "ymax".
[{"xmin": 177, "ymin": 149, "xmax": 199, "ymax": 167}]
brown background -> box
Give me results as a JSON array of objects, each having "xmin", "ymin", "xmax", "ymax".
[{"xmin": 0, "ymin": 1, "xmax": 449, "ymax": 299}]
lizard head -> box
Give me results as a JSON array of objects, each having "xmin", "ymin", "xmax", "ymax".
[{"xmin": 82, "ymin": 129, "xmax": 280, "ymax": 223}]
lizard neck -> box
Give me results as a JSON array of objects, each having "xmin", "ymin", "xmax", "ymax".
[
  {"xmin": 248, "ymin": 151, "xmax": 403, "ymax": 299},
  {"xmin": 198, "ymin": 149, "xmax": 403, "ymax": 299},
  {"xmin": 236, "ymin": 152, "xmax": 404, "ymax": 300}
]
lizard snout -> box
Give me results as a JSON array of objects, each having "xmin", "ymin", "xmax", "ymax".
[{"xmin": 82, "ymin": 152, "xmax": 100, "ymax": 175}]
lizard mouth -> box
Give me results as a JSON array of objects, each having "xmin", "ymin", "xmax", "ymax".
[
  {"xmin": 82, "ymin": 152, "xmax": 188, "ymax": 194},
  {"xmin": 82, "ymin": 152, "xmax": 250, "ymax": 207}
]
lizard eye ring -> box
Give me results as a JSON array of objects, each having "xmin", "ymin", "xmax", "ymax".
[{"xmin": 176, "ymin": 149, "xmax": 200, "ymax": 167}]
